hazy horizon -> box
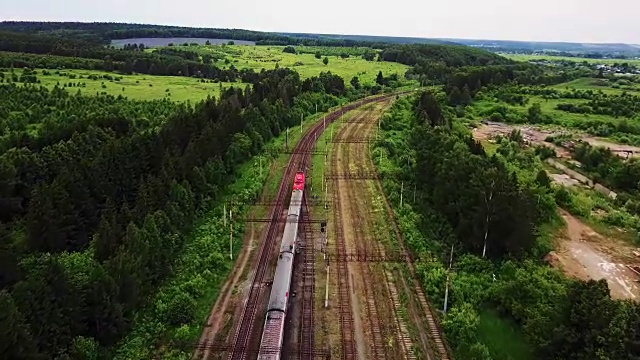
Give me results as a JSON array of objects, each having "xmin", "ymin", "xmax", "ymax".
[{"xmin": 1, "ymin": 0, "xmax": 639, "ymax": 44}]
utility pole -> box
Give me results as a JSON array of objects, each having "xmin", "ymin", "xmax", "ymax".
[
  {"xmin": 286, "ymin": 128, "xmax": 289, "ymax": 149},
  {"xmin": 330, "ymin": 122, "xmax": 334, "ymax": 143},
  {"xmin": 325, "ymin": 264, "xmax": 330, "ymax": 308},
  {"xmin": 400, "ymin": 182, "xmax": 404, "ymax": 207},
  {"xmin": 300, "ymin": 113, "xmax": 303, "ymax": 134},
  {"xmin": 229, "ymin": 210, "xmax": 233, "ymax": 260},
  {"xmin": 223, "ymin": 203, "xmax": 226, "ymax": 227},
  {"xmin": 443, "ymin": 244, "xmax": 454, "ymax": 313},
  {"xmin": 316, "ymin": 103, "xmax": 318, "ymax": 114},
  {"xmin": 259, "ymin": 156, "xmax": 262, "ymax": 178},
  {"xmin": 324, "ymin": 180, "xmax": 328, "ymax": 209}
]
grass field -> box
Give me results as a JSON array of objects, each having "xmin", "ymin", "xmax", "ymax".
[
  {"xmin": 504, "ymin": 53, "xmax": 640, "ymax": 66},
  {"xmin": 163, "ymin": 45, "xmax": 412, "ymax": 86},
  {"xmin": 550, "ymin": 77, "xmax": 640, "ymax": 95},
  {"xmin": 473, "ymin": 95, "xmax": 623, "ymax": 125},
  {"xmin": 477, "ymin": 309, "xmax": 534, "ymax": 360},
  {"xmin": 1, "ymin": 68, "xmax": 242, "ymax": 102}
]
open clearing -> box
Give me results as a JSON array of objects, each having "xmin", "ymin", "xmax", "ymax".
[
  {"xmin": 1, "ymin": 68, "xmax": 241, "ymax": 102},
  {"xmin": 550, "ymin": 77, "xmax": 640, "ymax": 95},
  {"xmin": 503, "ymin": 54, "xmax": 640, "ymax": 67},
  {"xmin": 473, "ymin": 121, "xmax": 640, "ymax": 158},
  {"xmin": 548, "ymin": 210, "xmax": 640, "ymax": 300},
  {"xmin": 166, "ymin": 45, "xmax": 412, "ymax": 86},
  {"xmin": 472, "ymin": 122, "xmax": 571, "ymax": 157}
]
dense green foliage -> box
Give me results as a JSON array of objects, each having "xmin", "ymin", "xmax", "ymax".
[
  {"xmin": 0, "ymin": 83, "xmax": 178, "ymax": 155},
  {"xmin": 0, "ymin": 67, "xmax": 350, "ymax": 358},
  {"xmin": 379, "ymin": 44, "xmax": 578, "ymax": 108},
  {"xmin": 573, "ymin": 143, "xmax": 640, "ymax": 193},
  {"xmin": 374, "ymin": 94, "xmax": 640, "ymax": 359},
  {"xmin": 380, "ymin": 44, "xmax": 510, "ymax": 68}
]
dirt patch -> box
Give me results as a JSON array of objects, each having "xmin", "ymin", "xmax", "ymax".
[
  {"xmin": 472, "ymin": 122, "xmax": 570, "ymax": 158},
  {"xmin": 549, "ymin": 173, "xmax": 582, "ymax": 187},
  {"xmin": 552, "ymin": 210, "xmax": 640, "ymax": 300},
  {"xmin": 474, "ymin": 121, "xmax": 640, "ymax": 161},
  {"xmin": 583, "ymin": 137, "xmax": 640, "ymax": 158}
]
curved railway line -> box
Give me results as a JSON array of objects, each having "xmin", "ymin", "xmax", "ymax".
[
  {"xmin": 195, "ymin": 91, "xmax": 450, "ymax": 360},
  {"xmin": 221, "ymin": 94, "xmax": 402, "ymax": 360}
]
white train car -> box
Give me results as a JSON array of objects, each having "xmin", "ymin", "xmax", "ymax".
[{"xmin": 257, "ymin": 172, "xmax": 305, "ymax": 360}]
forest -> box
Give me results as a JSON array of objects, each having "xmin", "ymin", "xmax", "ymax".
[
  {"xmin": 0, "ymin": 63, "xmax": 357, "ymax": 358},
  {"xmin": 374, "ymin": 93, "xmax": 640, "ymax": 359}
]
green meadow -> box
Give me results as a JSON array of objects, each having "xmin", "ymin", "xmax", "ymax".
[
  {"xmin": 1, "ymin": 68, "xmax": 242, "ymax": 102},
  {"xmin": 161, "ymin": 44, "xmax": 412, "ymax": 86},
  {"xmin": 504, "ymin": 53, "xmax": 640, "ymax": 66}
]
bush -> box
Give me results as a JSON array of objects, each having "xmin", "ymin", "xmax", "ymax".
[{"xmin": 163, "ymin": 292, "xmax": 196, "ymax": 326}]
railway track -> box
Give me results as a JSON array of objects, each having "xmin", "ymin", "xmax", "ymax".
[
  {"xmin": 350, "ymin": 105, "xmax": 411, "ymax": 360},
  {"xmin": 225, "ymin": 94, "xmax": 399, "ymax": 360},
  {"xmin": 353, "ymin": 104, "xmax": 416, "ymax": 360},
  {"xmin": 341, "ymin": 116, "xmax": 387, "ymax": 359},
  {"xmin": 331, "ymin": 134, "xmax": 357, "ymax": 360},
  {"xmin": 299, "ymin": 199, "xmax": 315, "ymax": 359}
]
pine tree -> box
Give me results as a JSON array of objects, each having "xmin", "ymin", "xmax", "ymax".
[
  {"xmin": 376, "ymin": 71, "xmax": 384, "ymax": 85},
  {"xmin": 461, "ymin": 85, "xmax": 472, "ymax": 105}
]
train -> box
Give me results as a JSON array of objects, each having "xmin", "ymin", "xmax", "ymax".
[{"xmin": 257, "ymin": 172, "xmax": 305, "ymax": 360}]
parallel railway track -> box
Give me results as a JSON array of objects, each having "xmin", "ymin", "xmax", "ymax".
[
  {"xmin": 225, "ymin": 94, "xmax": 401, "ymax": 360},
  {"xmin": 341, "ymin": 115, "xmax": 387, "ymax": 359}
]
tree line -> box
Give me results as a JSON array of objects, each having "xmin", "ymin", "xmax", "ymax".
[
  {"xmin": 409, "ymin": 91, "xmax": 550, "ymax": 258},
  {"xmin": 0, "ymin": 31, "xmax": 255, "ymax": 81},
  {"xmin": 0, "ymin": 67, "xmax": 351, "ymax": 358},
  {"xmin": 0, "ymin": 21, "xmax": 395, "ymax": 49}
]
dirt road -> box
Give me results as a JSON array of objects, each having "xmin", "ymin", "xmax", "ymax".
[{"xmin": 550, "ymin": 210, "xmax": 640, "ymax": 300}]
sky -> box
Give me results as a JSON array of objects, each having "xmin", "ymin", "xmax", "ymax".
[{"xmin": 1, "ymin": 0, "xmax": 640, "ymax": 44}]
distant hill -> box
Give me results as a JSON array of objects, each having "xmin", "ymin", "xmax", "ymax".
[
  {"xmin": 442, "ymin": 39, "xmax": 640, "ymax": 56},
  {"xmin": 281, "ymin": 32, "xmax": 640, "ymax": 56},
  {"xmin": 278, "ymin": 32, "xmax": 459, "ymax": 46}
]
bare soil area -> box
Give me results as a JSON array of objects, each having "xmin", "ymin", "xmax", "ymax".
[
  {"xmin": 582, "ymin": 136, "xmax": 640, "ymax": 157},
  {"xmin": 550, "ymin": 210, "xmax": 640, "ymax": 300},
  {"xmin": 472, "ymin": 122, "xmax": 571, "ymax": 157},
  {"xmin": 474, "ymin": 122, "xmax": 640, "ymax": 160}
]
